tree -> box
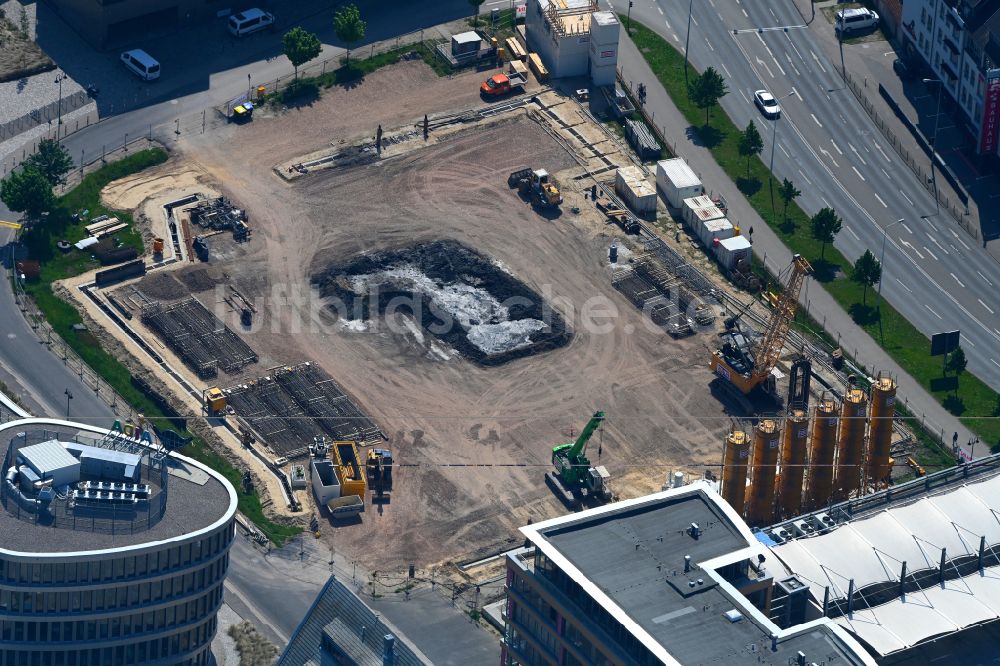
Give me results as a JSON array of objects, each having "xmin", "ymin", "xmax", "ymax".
[
  {"xmin": 334, "ymin": 4, "xmax": 366, "ymax": 65},
  {"xmin": 778, "ymin": 178, "xmax": 801, "ymax": 227},
  {"xmin": 946, "ymin": 347, "xmax": 967, "ymax": 394},
  {"xmin": 25, "ymin": 139, "xmax": 74, "ymax": 186},
  {"xmin": 282, "ymin": 27, "xmax": 322, "ymax": 80},
  {"xmin": 468, "ymin": 0, "xmax": 486, "ymax": 27},
  {"xmin": 810, "ymin": 207, "xmax": 842, "ymax": 260},
  {"xmin": 737, "ymin": 121, "xmax": 763, "ymax": 179},
  {"xmin": 852, "ymin": 250, "xmax": 882, "ymax": 305},
  {"xmin": 688, "ymin": 67, "xmax": 728, "ymax": 126},
  {"xmin": 0, "ymin": 166, "xmax": 55, "ymax": 220}
]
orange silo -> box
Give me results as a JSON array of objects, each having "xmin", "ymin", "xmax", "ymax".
[
  {"xmin": 834, "ymin": 388, "xmax": 868, "ymax": 501},
  {"xmin": 805, "ymin": 397, "xmax": 838, "ymax": 511},
  {"xmin": 777, "ymin": 410, "xmax": 809, "ymax": 519},
  {"xmin": 747, "ymin": 420, "xmax": 781, "ymax": 525},
  {"xmin": 866, "ymin": 376, "xmax": 897, "ymax": 486},
  {"xmin": 721, "ymin": 430, "xmax": 751, "ymax": 517}
]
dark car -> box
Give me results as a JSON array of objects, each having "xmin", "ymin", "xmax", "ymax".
[{"xmin": 893, "ymin": 58, "xmax": 914, "ymax": 80}]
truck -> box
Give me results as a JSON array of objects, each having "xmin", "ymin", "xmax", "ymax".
[
  {"xmin": 333, "ymin": 441, "xmax": 367, "ymax": 499},
  {"xmin": 508, "ymin": 167, "xmax": 562, "ymax": 208},
  {"xmin": 546, "ymin": 411, "xmax": 612, "ymax": 509},
  {"xmin": 480, "ymin": 71, "xmax": 527, "ymax": 97}
]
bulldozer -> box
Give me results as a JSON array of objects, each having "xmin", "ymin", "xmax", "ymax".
[
  {"xmin": 508, "ymin": 167, "xmax": 563, "ymax": 208},
  {"xmin": 546, "ymin": 411, "xmax": 611, "ymax": 509}
]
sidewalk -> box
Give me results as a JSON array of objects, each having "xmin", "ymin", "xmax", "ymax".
[
  {"xmin": 792, "ymin": 0, "xmax": 1000, "ymax": 258},
  {"xmin": 615, "ymin": 34, "xmax": 977, "ymax": 453}
]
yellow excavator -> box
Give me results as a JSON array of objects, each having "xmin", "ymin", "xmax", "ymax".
[
  {"xmin": 508, "ymin": 167, "xmax": 562, "ymax": 208},
  {"xmin": 710, "ymin": 254, "xmax": 812, "ymax": 410}
]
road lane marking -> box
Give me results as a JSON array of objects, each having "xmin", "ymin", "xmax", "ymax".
[
  {"xmin": 951, "ymin": 272, "xmax": 965, "ymax": 288},
  {"xmin": 949, "ymin": 229, "xmax": 970, "ymax": 251},
  {"xmin": 845, "ymin": 225, "xmax": 860, "ymax": 240},
  {"xmin": 786, "ymin": 52, "xmax": 801, "ymax": 76},
  {"xmin": 896, "ymin": 277, "xmax": 913, "ymax": 293},
  {"xmin": 992, "ymin": 358, "xmax": 1000, "ymax": 369},
  {"xmin": 852, "ymin": 165, "xmax": 866, "ymax": 181},
  {"xmin": 739, "ymin": 89, "xmax": 750, "ymax": 102},
  {"xmin": 900, "ymin": 190, "xmax": 914, "ymax": 206},
  {"xmin": 977, "ymin": 270, "xmax": 994, "ymax": 287},
  {"xmin": 811, "ymin": 113, "xmax": 823, "ymax": 126},
  {"xmin": 901, "ymin": 240, "xmax": 924, "ymax": 259},
  {"xmin": 980, "ymin": 298, "xmax": 996, "ymax": 314},
  {"xmin": 742, "ymin": 8, "xmax": 748, "ymax": 16},
  {"xmin": 792, "ymin": 86, "xmax": 802, "ymax": 101},
  {"xmin": 810, "ymin": 49, "xmax": 827, "ymax": 73},
  {"xmin": 691, "ymin": 14, "xmax": 698, "ymax": 25},
  {"xmin": 770, "ymin": 6, "xmax": 777, "ymax": 19},
  {"xmin": 657, "ymin": 5, "xmax": 664, "ymax": 14},
  {"xmin": 874, "ymin": 192, "xmax": 887, "ymax": 208},
  {"xmin": 924, "ymin": 246, "xmax": 938, "ymax": 261},
  {"xmin": 965, "ymin": 337, "xmax": 976, "ymax": 347},
  {"xmin": 830, "ymin": 139, "xmax": 843, "ymax": 155},
  {"xmin": 927, "ymin": 233, "xmax": 949, "ymax": 255},
  {"xmin": 881, "ymin": 167, "xmax": 892, "ymax": 180},
  {"xmin": 773, "ymin": 56, "xmax": 786, "ymax": 76},
  {"xmin": 673, "ymin": 33, "xmax": 680, "ymax": 42},
  {"xmin": 874, "ymin": 142, "xmax": 891, "ymax": 162},
  {"xmin": 721, "ymin": 62, "xmax": 732, "ymax": 77},
  {"xmin": 819, "ymin": 147, "xmax": 839, "ymax": 167},
  {"xmin": 779, "ymin": 143, "xmax": 790, "ymax": 158},
  {"xmin": 798, "ymin": 169, "xmax": 812, "ymax": 185},
  {"xmin": 849, "ymin": 143, "xmax": 867, "ymax": 165},
  {"xmin": 705, "ymin": 37, "xmax": 715, "ymax": 51},
  {"xmin": 708, "ymin": 0, "xmax": 714, "ymax": 6},
  {"xmin": 756, "ymin": 56, "xmax": 775, "ymax": 78},
  {"xmin": 665, "ymin": 18, "xmax": 671, "ymax": 29},
  {"xmin": 925, "ymin": 304, "xmax": 943, "ymax": 319},
  {"xmin": 901, "ymin": 222, "xmax": 913, "ymax": 234}
]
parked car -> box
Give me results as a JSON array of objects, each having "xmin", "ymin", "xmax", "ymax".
[
  {"xmin": 228, "ymin": 8, "xmax": 274, "ymax": 37},
  {"xmin": 120, "ymin": 49, "xmax": 160, "ymax": 81},
  {"xmin": 753, "ymin": 89, "xmax": 781, "ymax": 119},
  {"xmin": 893, "ymin": 57, "xmax": 915, "ymax": 80},
  {"xmin": 836, "ymin": 7, "xmax": 879, "ymax": 35}
]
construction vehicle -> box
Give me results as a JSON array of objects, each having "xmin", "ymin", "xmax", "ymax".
[
  {"xmin": 367, "ymin": 447, "xmax": 393, "ymax": 498},
  {"xmin": 204, "ymin": 387, "xmax": 226, "ymax": 415},
  {"xmin": 709, "ymin": 255, "xmax": 813, "ymax": 412},
  {"xmin": 508, "ymin": 168, "xmax": 563, "ymax": 208},
  {"xmin": 480, "ymin": 71, "xmax": 526, "ymax": 97},
  {"xmin": 546, "ymin": 411, "xmax": 612, "ymax": 509},
  {"xmin": 595, "ymin": 194, "xmax": 640, "ymax": 233},
  {"xmin": 332, "ymin": 440, "xmax": 367, "ymax": 498}
]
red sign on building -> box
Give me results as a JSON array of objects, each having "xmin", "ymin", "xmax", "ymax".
[{"xmin": 979, "ymin": 71, "xmax": 1000, "ymax": 154}]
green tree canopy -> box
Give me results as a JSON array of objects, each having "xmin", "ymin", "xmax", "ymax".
[
  {"xmin": 946, "ymin": 347, "xmax": 967, "ymax": 391},
  {"xmin": 25, "ymin": 139, "xmax": 74, "ymax": 186},
  {"xmin": 688, "ymin": 67, "xmax": 728, "ymax": 126},
  {"xmin": 737, "ymin": 121, "xmax": 763, "ymax": 179},
  {"xmin": 852, "ymin": 249, "xmax": 882, "ymax": 305},
  {"xmin": 778, "ymin": 178, "xmax": 801, "ymax": 226},
  {"xmin": 334, "ymin": 4, "xmax": 366, "ymax": 63},
  {"xmin": 468, "ymin": 0, "xmax": 486, "ymax": 26},
  {"xmin": 0, "ymin": 166, "xmax": 55, "ymax": 220},
  {"xmin": 282, "ymin": 27, "xmax": 322, "ymax": 79},
  {"xmin": 810, "ymin": 207, "xmax": 842, "ymax": 260}
]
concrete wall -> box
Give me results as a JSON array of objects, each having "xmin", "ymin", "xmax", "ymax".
[{"xmin": 50, "ymin": 0, "xmax": 232, "ymax": 49}]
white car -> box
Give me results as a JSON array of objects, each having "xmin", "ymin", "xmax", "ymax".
[
  {"xmin": 228, "ymin": 8, "xmax": 275, "ymax": 37},
  {"xmin": 753, "ymin": 90, "xmax": 781, "ymax": 119}
]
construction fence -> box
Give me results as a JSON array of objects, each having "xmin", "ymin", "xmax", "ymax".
[{"xmin": 0, "ymin": 90, "xmax": 91, "ymax": 143}]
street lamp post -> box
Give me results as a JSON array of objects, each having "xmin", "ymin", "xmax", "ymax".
[
  {"xmin": 55, "ymin": 73, "xmax": 67, "ymax": 140},
  {"xmin": 923, "ymin": 78, "xmax": 943, "ymax": 213},
  {"xmin": 876, "ymin": 218, "xmax": 904, "ymax": 343},
  {"xmin": 683, "ymin": 0, "xmax": 694, "ymax": 85},
  {"xmin": 768, "ymin": 91, "xmax": 797, "ymax": 211},
  {"xmin": 64, "ymin": 389, "xmax": 73, "ymax": 419}
]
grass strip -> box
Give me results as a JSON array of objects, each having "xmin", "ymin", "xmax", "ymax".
[
  {"xmin": 625, "ymin": 18, "xmax": 999, "ymax": 453},
  {"xmin": 17, "ymin": 148, "xmax": 300, "ymax": 545}
]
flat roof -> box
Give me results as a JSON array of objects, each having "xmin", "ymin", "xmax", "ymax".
[
  {"xmin": 18, "ymin": 439, "xmax": 79, "ymax": 474},
  {"xmin": 657, "ymin": 158, "xmax": 702, "ymax": 188},
  {"xmin": 0, "ymin": 419, "xmax": 236, "ymax": 556},
  {"xmin": 523, "ymin": 485, "xmax": 874, "ymax": 665}
]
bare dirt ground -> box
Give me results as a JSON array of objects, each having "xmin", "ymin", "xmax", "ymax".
[{"xmin": 91, "ymin": 60, "xmax": 731, "ymax": 569}]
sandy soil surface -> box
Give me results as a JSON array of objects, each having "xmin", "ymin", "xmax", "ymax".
[{"xmin": 81, "ymin": 60, "xmax": 731, "ymax": 569}]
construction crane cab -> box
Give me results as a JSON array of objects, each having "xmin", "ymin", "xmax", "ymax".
[
  {"xmin": 508, "ymin": 167, "xmax": 563, "ymax": 208},
  {"xmin": 546, "ymin": 411, "xmax": 611, "ymax": 508},
  {"xmin": 710, "ymin": 255, "xmax": 812, "ymax": 412}
]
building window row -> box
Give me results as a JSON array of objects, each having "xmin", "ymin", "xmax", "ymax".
[
  {"xmin": 0, "ymin": 527, "xmax": 232, "ymax": 587},
  {"xmin": 0, "ymin": 556, "xmax": 227, "ymax": 616}
]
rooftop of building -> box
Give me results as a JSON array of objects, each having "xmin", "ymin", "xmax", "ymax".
[
  {"xmin": 0, "ymin": 419, "xmax": 235, "ymax": 556},
  {"xmin": 522, "ymin": 484, "xmax": 874, "ymax": 665},
  {"xmin": 277, "ymin": 575, "xmax": 431, "ymax": 666},
  {"xmin": 765, "ymin": 452, "xmax": 1000, "ymax": 658}
]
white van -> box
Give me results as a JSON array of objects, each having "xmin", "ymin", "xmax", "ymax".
[
  {"xmin": 228, "ymin": 8, "xmax": 274, "ymax": 37},
  {"xmin": 836, "ymin": 8, "xmax": 879, "ymax": 34},
  {"xmin": 120, "ymin": 49, "xmax": 160, "ymax": 81}
]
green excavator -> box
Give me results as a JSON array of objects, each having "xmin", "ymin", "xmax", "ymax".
[{"xmin": 546, "ymin": 411, "xmax": 612, "ymax": 509}]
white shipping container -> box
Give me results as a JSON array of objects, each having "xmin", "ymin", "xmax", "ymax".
[
  {"xmin": 699, "ymin": 218, "xmax": 734, "ymax": 247},
  {"xmin": 681, "ymin": 195, "xmax": 725, "ymax": 228},
  {"xmin": 615, "ymin": 166, "xmax": 657, "ymax": 215},
  {"xmin": 656, "ymin": 158, "xmax": 703, "ymax": 209},
  {"xmin": 714, "ymin": 235, "xmax": 753, "ymax": 270}
]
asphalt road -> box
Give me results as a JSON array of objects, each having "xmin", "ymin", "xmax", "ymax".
[{"xmin": 621, "ymin": 0, "xmax": 1000, "ymax": 392}]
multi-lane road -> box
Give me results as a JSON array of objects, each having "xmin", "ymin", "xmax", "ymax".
[{"xmin": 620, "ymin": 0, "xmax": 1000, "ymax": 391}]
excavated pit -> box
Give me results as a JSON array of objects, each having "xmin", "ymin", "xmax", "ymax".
[{"xmin": 313, "ymin": 240, "xmax": 571, "ymax": 365}]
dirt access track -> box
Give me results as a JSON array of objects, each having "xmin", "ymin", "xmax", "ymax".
[{"xmin": 99, "ymin": 60, "xmax": 731, "ymax": 569}]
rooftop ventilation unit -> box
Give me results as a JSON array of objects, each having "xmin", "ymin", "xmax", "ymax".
[
  {"xmin": 791, "ymin": 519, "xmax": 815, "ymax": 537},
  {"xmin": 773, "ymin": 525, "xmax": 793, "ymax": 541},
  {"xmin": 814, "ymin": 512, "xmax": 835, "ymax": 532},
  {"xmin": 766, "ymin": 530, "xmax": 786, "ymax": 545},
  {"xmin": 724, "ymin": 609, "xmax": 743, "ymax": 622}
]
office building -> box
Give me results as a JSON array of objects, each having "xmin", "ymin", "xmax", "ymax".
[{"xmin": 50, "ymin": 0, "xmax": 235, "ymax": 49}]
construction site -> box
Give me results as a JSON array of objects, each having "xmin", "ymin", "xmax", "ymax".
[{"xmin": 49, "ymin": 27, "xmax": 928, "ymax": 573}]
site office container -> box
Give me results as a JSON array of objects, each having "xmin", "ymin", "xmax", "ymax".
[{"xmin": 656, "ymin": 158, "xmax": 703, "ymax": 209}]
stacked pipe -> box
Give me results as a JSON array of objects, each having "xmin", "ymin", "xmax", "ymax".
[
  {"xmin": 865, "ymin": 376, "xmax": 897, "ymax": 487},
  {"xmin": 721, "ymin": 430, "xmax": 751, "ymax": 517},
  {"xmin": 834, "ymin": 388, "xmax": 868, "ymax": 502},
  {"xmin": 776, "ymin": 410, "xmax": 809, "ymax": 519},
  {"xmin": 746, "ymin": 420, "xmax": 781, "ymax": 525}
]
